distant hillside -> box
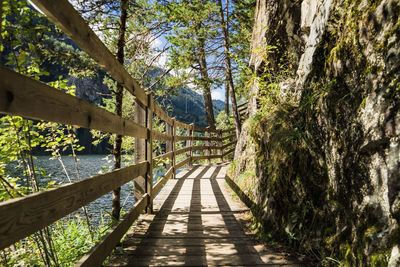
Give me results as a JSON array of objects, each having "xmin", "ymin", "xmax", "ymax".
[{"xmin": 157, "ymin": 86, "xmax": 224, "ymax": 127}]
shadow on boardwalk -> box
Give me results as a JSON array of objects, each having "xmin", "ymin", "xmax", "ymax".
[{"xmin": 106, "ymin": 164, "xmax": 305, "ymax": 266}]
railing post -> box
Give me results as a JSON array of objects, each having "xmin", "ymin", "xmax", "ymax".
[
  {"xmin": 205, "ymin": 127, "xmax": 211, "ymax": 164},
  {"xmin": 145, "ymin": 92, "xmax": 153, "ymax": 213},
  {"xmin": 134, "ymin": 100, "xmax": 146, "ymax": 204},
  {"xmin": 171, "ymin": 118, "xmax": 176, "ymax": 179},
  {"xmin": 218, "ymin": 130, "xmax": 223, "ymax": 162},
  {"xmin": 187, "ymin": 123, "xmax": 194, "ymax": 166}
]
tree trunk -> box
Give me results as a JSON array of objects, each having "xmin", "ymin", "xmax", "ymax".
[
  {"xmin": 198, "ymin": 36, "xmax": 216, "ymax": 129},
  {"xmin": 218, "ymin": 0, "xmax": 241, "ymax": 136},
  {"xmin": 225, "ymin": 82, "xmax": 229, "ymax": 115},
  {"xmin": 112, "ymin": 0, "xmax": 128, "ymax": 222}
]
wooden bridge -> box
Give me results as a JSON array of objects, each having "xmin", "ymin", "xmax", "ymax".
[{"xmin": 0, "ymin": 1, "xmax": 299, "ymax": 266}]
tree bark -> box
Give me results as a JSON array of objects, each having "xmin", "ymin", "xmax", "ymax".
[
  {"xmin": 112, "ymin": 0, "xmax": 128, "ymax": 222},
  {"xmin": 218, "ymin": 0, "xmax": 241, "ymax": 136},
  {"xmin": 198, "ymin": 34, "xmax": 216, "ymax": 129}
]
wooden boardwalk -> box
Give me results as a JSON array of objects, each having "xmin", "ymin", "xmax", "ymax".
[{"xmin": 106, "ymin": 164, "xmax": 301, "ymax": 266}]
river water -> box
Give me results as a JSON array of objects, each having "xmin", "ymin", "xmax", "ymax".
[{"xmin": 15, "ymin": 155, "xmax": 164, "ymax": 224}]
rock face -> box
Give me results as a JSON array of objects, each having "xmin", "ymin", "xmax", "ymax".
[{"xmin": 233, "ymin": 0, "xmax": 400, "ymax": 265}]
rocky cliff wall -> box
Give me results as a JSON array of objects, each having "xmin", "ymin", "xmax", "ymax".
[{"xmin": 232, "ymin": 0, "xmax": 400, "ymax": 265}]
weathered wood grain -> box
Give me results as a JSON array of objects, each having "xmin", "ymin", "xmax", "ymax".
[
  {"xmin": 0, "ymin": 161, "xmax": 148, "ymax": 250},
  {"xmin": 30, "ymin": 0, "xmax": 148, "ymax": 107},
  {"xmin": 152, "ymin": 130, "xmax": 173, "ymax": 141},
  {"xmin": 0, "ymin": 67, "xmax": 147, "ymax": 139},
  {"xmin": 75, "ymin": 194, "xmax": 149, "ymax": 267}
]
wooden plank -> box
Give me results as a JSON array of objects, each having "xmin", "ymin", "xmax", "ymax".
[
  {"xmin": 152, "ymin": 130, "xmax": 173, "ymax": 141},
  {"xmin": 0, "ymin": 161, "xmax": 148, "ymax": 250},
  {"xmin": 153, "ymin": 103, "xmax": 173, "ymax": 125},
  {"xmin": 30, "ymin": 0, "xmax": 148, "ymax": 107},
  {"xmin": 174, "ymin": 120, "xmax": 190, "ymax": 129},
  {"xmin": 174, "ymin": 157, "xmax": 190, "ymax": 170},
  {"xmin": 75, "ymin": 194, "xmax": 149, "ymax": 267},
  {"xmin": 0, "ymin": 67, "xmax": 147, "ymax": 138}
]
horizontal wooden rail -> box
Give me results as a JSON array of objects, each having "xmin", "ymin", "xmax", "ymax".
[
  {"xmin": 0, "ymin": 161, "xmax": 148, "ymax": 249},
  {"xmin": 0, "ymin": 67, "xmax": 147, "ymax": 139},
  {"xmin": 76, "ymin": 194, "xmax": 149, "ymax": 267},
  {"xmin": 152, "ymin": 131, "xmax": 173, "ymax": 141}
]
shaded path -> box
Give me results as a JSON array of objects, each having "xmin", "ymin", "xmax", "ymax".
[{"xmin": 106, "ymin": 164, "xmax": 302, "ymax": 266}]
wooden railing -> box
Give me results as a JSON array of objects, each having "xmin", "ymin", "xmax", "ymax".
[{"xmin": 0, "ymin": 0, "xmax": 246, "ymax": 266}]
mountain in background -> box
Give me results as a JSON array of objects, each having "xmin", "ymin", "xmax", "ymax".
[{"xmin": 157, "ymin": 86, "xmax": 224, "ymax": 127}]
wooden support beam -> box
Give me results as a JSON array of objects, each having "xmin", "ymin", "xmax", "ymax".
[
  {"xmin": 145, "ymin": 93, "xmax": 153, "ymax": 213},
  {"xmin": 171, "ymin": 118, "xmax": 176, "ymax": 179},
  {"xmin": 134, "ymin": 101, "xmax": 146, "ymax": 203},
  {"xmin": 0, "ymin": 162, "xmax": 148, "ymax": 250},
  {"xmin": 188, "ymin": 123, "xmax": 194, "ymax": 166},
  {"xmin": 205, "ymin": 128, "xmax": 211, "ymax": 164},
  {"xmin": 218, "ymin": 130, "xmax": 223, "ymax": 162}
]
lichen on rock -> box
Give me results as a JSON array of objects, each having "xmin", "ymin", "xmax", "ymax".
[{"xmin": 232, "ymin": 0, "xmax": 400, "ymax": 264}]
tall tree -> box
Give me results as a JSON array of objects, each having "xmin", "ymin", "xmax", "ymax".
[
  {"xmin": 217, "ymin": 0, "xmax": 241, "ymax": 135},
  {"xmin": 160, "ymin": 0, "xmax": 219, "ymax": 129}
]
